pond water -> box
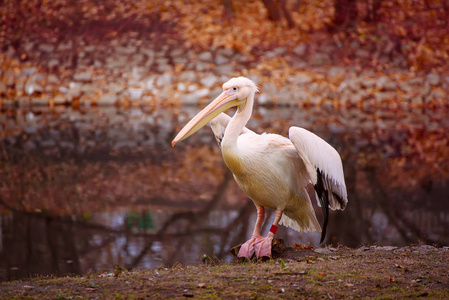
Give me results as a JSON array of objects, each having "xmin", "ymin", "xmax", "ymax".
[{"xmin": 1, "ymin": 104, "xmax": 448, "ymax": 281}]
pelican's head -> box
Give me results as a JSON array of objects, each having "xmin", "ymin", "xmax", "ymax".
[
  {"xmin": 172, "ymin": 77, "xmax": 258, "ymax": 146},
  {"xmin": 222, "ymin": 76, "xmax": 259, "ymax": 103}
]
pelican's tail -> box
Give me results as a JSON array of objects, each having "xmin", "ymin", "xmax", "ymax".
[
  {"xmin": 279, "ymin": 213, "xmax": 321, "ymax": 233},
  {"xmin": 279, "ymin": 192, "xmax": 321, "ymax": 233}
]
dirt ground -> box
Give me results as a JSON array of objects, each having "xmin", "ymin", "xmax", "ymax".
[{"xmin": 1, "ymin": 243, "xmax": 448, "ymax": 299}]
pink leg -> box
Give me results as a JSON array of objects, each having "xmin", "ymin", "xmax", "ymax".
[
  {"xmin": 254, "ymin": 209, "xmax": 283, "ymax": 258},
  {"xmin": 238, "ymin": 206, "xmax": 265, "ymax": 258}
]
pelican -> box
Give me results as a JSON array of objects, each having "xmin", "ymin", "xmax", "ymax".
[
  {"xmin": 209, "ymin": 112, "xmax": 253, "ymax": 148},
  {"xmin": 172, "ymin": 77, "xmax": 348, "ymax": 259}
]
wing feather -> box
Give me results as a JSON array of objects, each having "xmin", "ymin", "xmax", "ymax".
[
  {"xmin": 210, "ymin": 113, "xmax": 253, "ymax": 148},
  {"xmin": 288, "ymin": 126, "xmax": 348, "ymax": 210}
]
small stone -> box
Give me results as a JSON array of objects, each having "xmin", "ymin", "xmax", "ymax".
[
  {"xmin": 290, "ymin": 74, "xmax": 312, "ymax": 85},
  {"xmin": 376, "ymin": 76, "xmax": 397, "ymax": 91},
  {"xmin": 31, "ymin": 97, "xmax": 49, "ymax": 106},
  {"xmin": 157, "ymin": 63, "xmax": 172, "ymax": 73},
  {"xmin": 361, "ymin": 78, "xmax": 377, "ymax": 89},
  {"xmin": 314, "ymin": 248, "xmax": 333, "ymax": 255},
  {"xmin": 179, "ymin": 93, "xmax": 198, "ymax": 105},
  {"xmin": 156, "ymin": 73, "xmax": 173, "ymax": 87},
  {"xmin": 215, "ymin": 64, "xmax": 234, "ymax": 75},
  {"xmin": 23, "ymin": 68, "xmax": 37, "ymax": 76},
  {"xmin": 117, "ymin": 46, "xmax": 137, "ymax": 55},
  {"xmin": 47, "ymin": 75, "xmax": 60, "ymax": 84},
  {"xmin": 195, "ymin": 62, "xmax": 209, "ymax": 72},
  {"xmin": 374, "ymin": 92, "xmax": 391, "ymax": 102},
  {"xmin": 172, "ymin": 56, "xmax": 187, "ymax": 64},
  {"xmin": 379, "ymin": 246, "xmax": 397, "ymax": 251},
  {"xmin": 177, "ymin": 82, "xmax": 187, "ymax": 92},
  {"xmin": 399, "ymin": 82, "xmax": 413, "ymax": 93},
  {"xmin": 357, "ymin": 246, "xmax": 371, "ymax": 251},
  {"xmin": 107, "ymin": 55, "xmax": 127, "ymax": 69},
  {"xmin": 128, "ymin": 88, "xmax": 143, "ymax": 101},
  {"xmin": 38, "ymin": 43, "xmax": 55, "ymax": 52},
  {"xmin": 198, "ymin": 51, "xmax": 213, "ymax": 61},
  {"xmin": 180, "ymin": 71, "xmax": 197, "ymax": 82},
  {"xmin": 337, "ymin": 82, "xmax": 348, "ymax": 93},
  {"xmin": 219, "ymin": 48, "xmax": 234, "ymax": 57},
  {"xmin": 23, "ymin": 41, "xmax": 34, "ymax": 52},
  {"xmin": 200, "ymin": 76, "xmax": 217, "ymax": 88},
  {"xmin": 310, "ymin": 53, "xmax": 330, "ymax": 66},
  {"xmin": 58, "ymin": 40, "xmax": 73, "ymax": 51},
  {"xmin": 236, "ymin": 54, "xmax": 248, "ymax": 62},
  {"xmin": 23, "ymin": 285, "xmax": 34, "ymax": 289},
  {"xmin": 356, "ymin": 49, "xmax": 370, "ymax": 58},
  {"xmin": 53, "ymin": 95, "xmax": 66, "ymax": 105},
  {"xmin": 170, "ymin": 48, "xmax": 184, "ymax": 57},
  {"xmin": 417, "ymin": 245, "xmax": 437, "ymax": 253},
  {"xmin": 426, "ymin": 72, "xmax": 440, "ymax": 85},
  {"xmin": 108, "ymin": 83, "xmax": 125, "ymax": 94},
  {"xmin": 327, "ymin": 67, "xmax": 346, "ymax": 77},
  {"xmin": 25, "ymin": 81, "xmax": 43, "ymax": 95},
  {"xmin": 274, "ymin": 47, "xmax": 287, "ymax": 55},
  {"xmin": 84, "ymin": 45, "xmax": 96, "ymax": 52},
  {"xmin": 257, "ymin": 93, "xmax": 272, "ymax": 105},
  {"xmin": 48, "ymin": 59, "xmax": 59, "ymax": 68},
  {"xmin": 194, "ymin": 88, "xmax": 210, "ymax": 98},
  {"xmin": 187, "ymin": 85, "xmax": 197, "ymax": 92},
  {"xmin": 74, "ymin": 71, "xmax": 92, "ymax": 82},
  {"xmin": 248, "ymin": 75, "xmax": 261, "ymax": 85},
  {"xmin": 98, "ymin": 93, "xmax": 117, "ymax": 105},
  {"xmin": 328, "ymin": 123, "xmax": 345, "ymax": 133},
  {"xmin": 215, "ymin": 54, "xmax": 229, "ymax": 65},
  {"xmin": 25, "ymin": 112, "xmax": 35, "ymax": 122},
  {"xmin": 295, "ymin": 90, "xmax": 312, "ymax": 102},
  {"xmin": 210, "ymin": 87, "xmax": 222, "ymax": 98},
  {"xmin": 293, "ymin": 44, "xmax": 306, "ymax": 56},
  {"xmin": 262, "ymin": 82, "xmax": 277, "ymax": 95},
  {"xmin": 265, "ymin": 50, "xmax": 277, "ymax": 58},
  {"xmin": 81, "ymin": 83, "xmax": 95, "ymax": 94},
  {"xmin": 408, "ymin": 77, "xmax": 423, "ymax": 85}
]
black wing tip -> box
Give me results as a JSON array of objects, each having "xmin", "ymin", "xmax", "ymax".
[
  {"xmin": 315, "ymin": 168, "xmax": 329, "ymax": 244},
  {"xmin": 332, "ymin": 191, "xmax": 347, "ymax": 210}
]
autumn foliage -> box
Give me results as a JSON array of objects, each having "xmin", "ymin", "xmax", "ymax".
[{"xmin": 146, "ymin": 0, "xmax": 449, "ymax": 72}]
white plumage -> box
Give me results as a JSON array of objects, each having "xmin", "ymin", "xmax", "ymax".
[{"xmin": 173, "ymin": 77, "xmax": 348, "ymax": 258}]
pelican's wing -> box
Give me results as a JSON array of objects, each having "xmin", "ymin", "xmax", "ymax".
[
  {"xmin": 209, "ymin": 113, "xmax": 253, "ymax": 148},
  {"xmin": 289, "ymin": 126, "xmax": 348, "ymax": 243}
]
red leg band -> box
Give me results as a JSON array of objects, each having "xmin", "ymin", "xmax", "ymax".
[{"xmin": 270, "ymin": 224, "xmax": 278, "ymax": 234}]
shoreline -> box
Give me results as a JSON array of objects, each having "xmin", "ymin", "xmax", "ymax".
[{"xmin": 1, "ymin": 244, "xmax": 448, "ymax": 299}]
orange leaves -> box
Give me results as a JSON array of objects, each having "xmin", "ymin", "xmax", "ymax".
[
  {"xmin": 146, "ymin": 0, "xmax": 331, "ymax": 55},
  {"xmin": 295, "ymin": 243, "xmax": 315, "ymax": 250}
]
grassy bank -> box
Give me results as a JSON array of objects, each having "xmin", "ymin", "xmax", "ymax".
[{"xmin": 1, "ymin": 245, "xmax": 448, "ymax": 299}]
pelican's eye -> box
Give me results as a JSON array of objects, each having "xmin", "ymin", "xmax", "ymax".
[{"xmin": 226, "ymin": 86, "xmax": 238, "ymax": 95}]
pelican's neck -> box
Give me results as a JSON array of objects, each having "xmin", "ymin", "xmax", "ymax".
[{"xmin": 222, "ymin": 91, "xmax": 254, "ymax": 150}]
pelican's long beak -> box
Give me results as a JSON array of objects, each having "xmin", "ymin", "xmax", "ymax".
[{"xmin": 172, "ymin": 91, "xmax": 240, "ymax": 146}]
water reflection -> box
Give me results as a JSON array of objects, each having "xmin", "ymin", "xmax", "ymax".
[{"xmin": 1, "ymin": 105, "xmax": 448, "ymax": 281}]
